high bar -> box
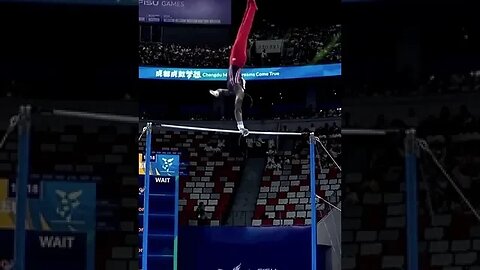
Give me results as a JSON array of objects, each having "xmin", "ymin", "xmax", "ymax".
[
  {"xmin": 40, "ymin": 109, "xmax": 139, "ymax": 124},
  {"xmin": 157, "ymin": 124, "xmax": 399, "ymax": 136},
  {"xmin": 158, "ymin": 123, "xmax": 304, "ymax": 136}
]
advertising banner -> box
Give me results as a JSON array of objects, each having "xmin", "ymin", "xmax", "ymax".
[
  {"xmin": 255, "ymin": 40, "xmax": 284, "ymax": 54},
  {"xmin": 0, "ymin": 230, "xmax": 86, "ymax": 270},
  {"xmin": 139, "ymin": 64, "xmax": 342, "ymax": 81}
]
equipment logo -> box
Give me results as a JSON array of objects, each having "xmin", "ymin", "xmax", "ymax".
[
  {"xmin": 162, "ymin": 158, "xmax": 174, "ymax": 172},
  {"xmin": 153, "ymin": 154, "xmax": 179, "ymax": 176},
  {"xmin": 37, "ymin": 181, "xmax": 96, "ymax": 232},
  {"xmin": 55, "ymin": 190, "xmax": 82, "ymax": 223}
]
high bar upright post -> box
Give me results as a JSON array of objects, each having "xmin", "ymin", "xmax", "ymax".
[
  {"xmin": 15, "ymin": 105, "xmax": 31, "ymax": 270},
  {"xmin": 309, "ymin": 132, "xmax": 317, "ymax": 270},
  {"xmin": 405, "ymin": 129, "xmax": 418, "ymax": 270},
  {"xmin": 142, "ymin": 122, "xmax": 153, "ymax": 270}
]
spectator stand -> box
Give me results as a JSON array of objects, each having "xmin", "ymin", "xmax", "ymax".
[
  {"xmin": 141, "ymin": 121, "xmax": 339, "ymax": 270},
  {"xmin": 2, "ymin": 106, "xmax": 138, "ymax": 270},
  {"xmin": 139, "ymin": 23, "xmax": 341, "ymax": 68},
  {"xmin": 142, "ymin": 124, "xmax": 442, "ymax": 270}
]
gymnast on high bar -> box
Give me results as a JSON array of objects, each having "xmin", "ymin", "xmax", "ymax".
[{"xmin": 209, "ymin": 0, "xmax": 258, "ymax": 137}]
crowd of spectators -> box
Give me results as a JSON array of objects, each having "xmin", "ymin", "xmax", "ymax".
[
  {"xmin": 178, "ymin": 107, "xmax": 341, "ymax": 122},
  {"xmin": 139, "ymin": 23, "xmax": 341, "ymax": 68},
  {"xmin": 265, "ymin": 139, "xmax": 285, "ymax": 171},
  {"xmin": 346, "ymin": 69, "xmax": 480, "ymax": 98},
  {"xmin": 281, "ymin": 24, "xmax": 341, "ymax": 66},
  {"xmin": 342, "ymin": 65, "xmax": 480, "ymax": 217},
  {"xmin": 279, "ymin": 121, "xmax": 342, "ymax": 170},
  {"xmin": 278, "ymin": 121, "xmax": 341, "ymax": 137},
  {"xmin": 419, "ymin": 70, "xmax": 480, "ymax": 95},
  {"xmin": 347, "ymin": 103, "xmax": 480, "ymax": 215},
  {"xmin": 270, "ymin": 108, "xmax": 342, "ymax": 121},
  {"xmin": 353, "ymin": 104, "xmax": 479, "ymax": 137},
  {"xmin": 237, "ymin": 119, "xmax": 341, "ymax": 172},
  {"xmin": 139, "ymin": 43, "xmax": 230, "ymax": 68}
]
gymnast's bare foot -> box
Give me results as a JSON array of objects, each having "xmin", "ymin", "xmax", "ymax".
[{"xmin": 209, "ymin": 89, "xmax": 219, "ymax": 98}]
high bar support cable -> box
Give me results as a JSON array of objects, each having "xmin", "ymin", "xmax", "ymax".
[
  {"xmin": 315, "ymin": 137, "xmax": 342, "ymax": 172},
  {"xmin": 316, "ymin": 194, "xmax": 342, "ymax": 212}
]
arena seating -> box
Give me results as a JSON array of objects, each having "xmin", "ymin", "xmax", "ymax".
[
  {"xmin": 139, "ymin": 24, "xmax": 341, "ymax": 68},
  {"xmin": 342, "ymin": 132, "xmax": 480, "ymax": 269},
  {"xmin": 150, "ymin": 130, "xmax": 244, "ymax": 226},
  {"xmin": 0, "ymin": 123, "xmax": 138, "ymax": 270},
  {"xmin": 252, "ymin": 148, "xmax": 341, "ymax": 227},
  {"xmin": 146, "ymin": 126, "xmax": 342, "ymax": 228},
  {"xmin": 345, "ymin": 69, "xmax": 480, "ymax": 98},
  {"xmin": 148, "ymin": 126, "xmax": 342, "ymax": 228},
  {"xmin": 2, "ymin": 104, "xmax": 477, "ymax": 269}
]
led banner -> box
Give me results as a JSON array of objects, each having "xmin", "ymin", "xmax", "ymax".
[
  {"xmin": 27, "ymin": 231, "xmax": 87, "ymax": 270},
  {"xmin": 0, "ymin": 230, "xmax": 87, "ymax": 270},
  {"xmin": 1, "ymin": 0, "xmax": 135, "ymax": 5},
  {"xmin": 139, "ymin": 63, "xmax": 341, "ymax": 81},
  {"xmin": 139, "ymin": 0, "xmax": 232, "ymax": 25}
]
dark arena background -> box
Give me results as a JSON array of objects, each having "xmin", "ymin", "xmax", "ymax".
[
  {"xmin": 138, "ymin": 0, "xmax": 341, "ymax": 269},
  {"xmin": 342, "ymin": 1, "xmax": 480, "ymax": 270},
  {"xmin": 2, "ymin": 0, "xmax": 479, "ymax": 270},
  {"xmin": 0, "ymin": 1, "xmax": 139, "ymax": 270}
]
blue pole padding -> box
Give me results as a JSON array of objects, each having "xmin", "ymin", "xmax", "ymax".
[
  {"xmin": 309, "ymin": 133, "xmax": 317, "ymax": 270},
  {"xmin": 142, "ymin": 123, "xmax": 152, "ymax": 270},
  {"xmin": 173, "ymin": 173, "xmax": 179, "ymax": 269},
  {"xmin": 405, "ymin": 129, "xmax": 418, "ymax": 270},
  {"xmin": 15, "ymin": 105, "xmax": 30, "ymax": 270}
]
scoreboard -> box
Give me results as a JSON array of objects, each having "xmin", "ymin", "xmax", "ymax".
[{"xmin": 139, "ymin": 153, "xmax": 180, "ymax": 270}]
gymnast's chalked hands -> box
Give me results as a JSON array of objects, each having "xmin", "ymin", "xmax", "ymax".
[{"xmin": 240, "ymin": 128, "xmax": 250, "ymax": 137}]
